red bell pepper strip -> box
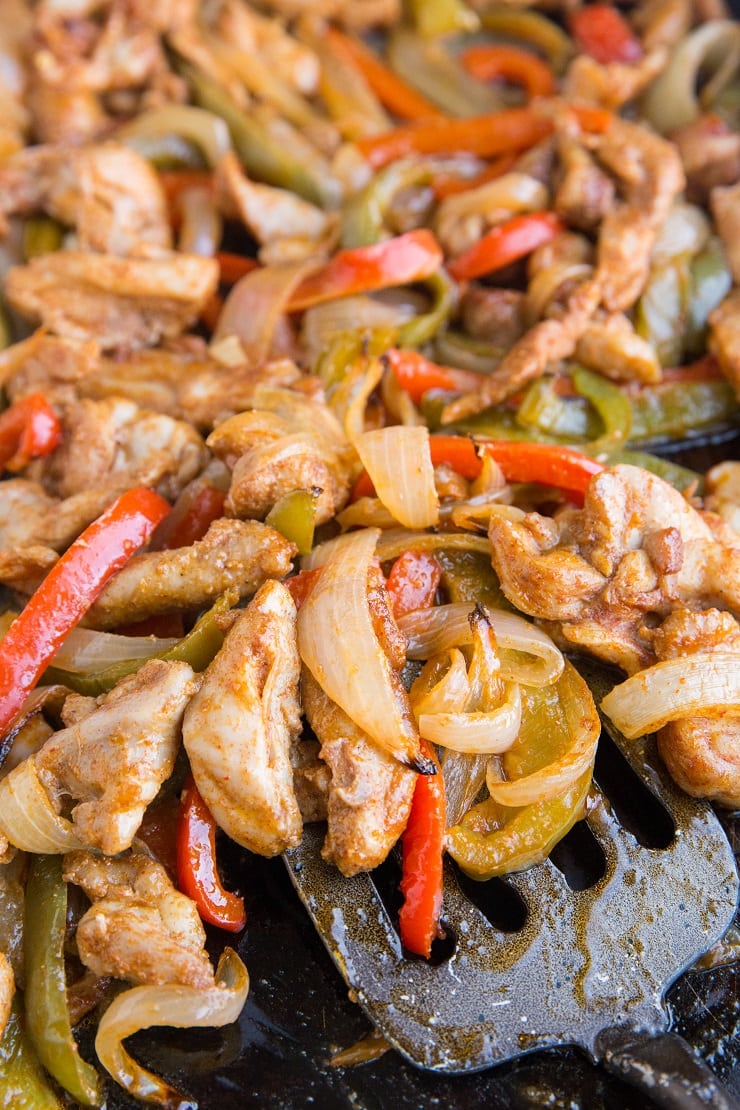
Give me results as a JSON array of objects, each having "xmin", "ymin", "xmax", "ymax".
[
  {"xmin": 286, "ymin": 230, "xmax": 443, "ymax": 311},
  {"xmin": 356, "ymin": 106, "xmax": 552, "ymax": 169},
  {"xmin": 398, "ymin": 739, "xmax": 446, "ymax": 959},
  {"xmin": 284, "ymin": 568, "xmax": 323, "ymax": 610},
  {"xmin": 149, "ymin": 479, "xmax": 226, "ymax": 551},
  {"xmin": 569, "ymin": 4, "xmax": 643, "ymax": 65},
  {"xmin": 324, "ymin": 27, "xmax": 441, "ymax": 121},
  {"xmin": 0, "ymin": 487, "xmax": 170, "ymax": 738},
  {"xmin": 353, "ymin": 436, "xmax": 604, "ymax": 505},
  {"xmin": 386, "ymin": 550, "xmax": 442, "ymax": 619},
  {"xmin": 461, "ymin": 44, "xmax": 556, "ymax": 100},
  {"xmin": 177, "ymin": 775, "xmax": 246, "ymax": 933},
  {"xmin": 0, "ymin": 393, "xmax": 62, "ymax": 473},
  {"xmin": 215, "ymin": 251, "xmax": 259, "ymax": 286},
  {"xmin": 660, "ymin": 355, "xmax": 724, "ymax": 384},
  {"xmin": 385, "ymin": 348, "xmax": 485, "ymax": 403},
  {"xmin": 448, "ymin": 211, "xmax": 564, "ymax": 282}
]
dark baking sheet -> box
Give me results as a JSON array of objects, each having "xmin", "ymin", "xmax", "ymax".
[{"xmin": 101, "ymin": 432, "xmax": 740, "ymax": 1110}]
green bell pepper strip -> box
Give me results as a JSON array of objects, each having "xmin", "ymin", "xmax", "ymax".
[
  {"xmin": 435, "ymin": 548, "xmax": 509, "ymax": 610},
  {"xmin": 397, "ymin": 269, "xmax": 457, "ymax": 348},
  {"xmin": 341, "ymin": 160, "xmax": 433, "ymax": 249},
  {"xmin": 515, "ymin": 377, "xmax": 597, "ymax": 442},
  {"xmin": 608, "ymin": 449, "xmax": 703, "ymax": 494},
  {"xmin": 571, "ymin": 366, "xmax": 633, "ymax": 457},
  {"xmin": 24, "ymin": 855, "xmax": 102, "ymax": 1106},
  {"xmin": 433, "ymin": 329, "xmax": 506, "ymax": 374},
  {"xmin": 635, "ymin": 255, "xmax": 691, "ymax": 368},
  {"xmin": 404, "ymin": 0, "xmax": 479, "ymax": 38},
  {"xmin": 0, "ymin": 1001, "xmax": 64, "ymax": 1109},
  {"xmin": 265, "ymin": 490, "xmax": 318, "ymax": 557},
  {"xmin": 387, "ymin": 27, "xmax": 503, "ymax": 117},
  {"xmin": 685, "ymin": 238, "xmax": 732, "ymax": 357},
  {"xmin": 23, "ymin": 217, "xmax": 64, "ymax": 261},
  {"xmin": 43, "ymin": 589, "xmax": 237, "ymax": 697},
  {"xmin": 629, "ymin": 379, "xmax": 739, "ymax": 445},
  {"xmin": 479, "ymin": 6, "xmax": 574, "ymax": 75},
  {"xmin": 179, "ymin": 61, "xmax": 337, "ymax": 208}
]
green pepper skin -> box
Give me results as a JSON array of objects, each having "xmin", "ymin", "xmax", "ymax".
[
  {"xmin": 0, "ymin": 1001, "xmax": 64, "ymax": 1109},
  {"xmin": 24, "ymin": 855, "xmax": 102, "ymax": 1106},
  {"xmin": 629, "ymin": 380, "xmax": 739, "ymax": 445},
  {"xmin": 266, "ymin": 490, "xmax": 318, "ymax": 556}
]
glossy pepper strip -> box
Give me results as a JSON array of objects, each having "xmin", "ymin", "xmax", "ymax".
[
  {"xmin": 461, "ymin": 44, "xmax": 556, "ymax": 100},
  {"xmin": 0, "ymin": 393, "xmax": 62, "ymax": 473},
  {"xmin": 0, "ymin": 486, "xmax": 170, "ymax": 738},
  {"xmin": 385, "ymin": 348, "xmax": 484, "ymax": 403},
  {"xmin": 325, "ymin": 27, "xmax": 440, "ymax": 120},
  {"xmin": 0, "ymin": 1002, "xmax": 63, "ymax": 1109},
  {"xmin": 24, "ymin": 855, "xmax": 102, "ymax": 1105},
  {"xmin": 177, "ymin": 774, "xmax": 247, "ymax": 932},
  {"xmin": 386, "ymin": 550, "xmax": 442, "ymax": 619},
  {"xmin": 398, "ymin": 739, "xmax": 446, "ymax": 958},
  {"xmin": 149, "ymin": 478, "xmax": 226, "ymax": 551},
  {"xmin": 353, "ymin": 436, "xmax": 604, "ymax": 505},
  {"xmin": 448, "ymin": 211, "xmax": 564, "ymax": 281},
  {"xmin": 287, "ymin": 230, "xmax": 443, "ymax": 311},
  {"xmin": 569, "ymin": 4, "xmax": 643, "ymax": 65}
]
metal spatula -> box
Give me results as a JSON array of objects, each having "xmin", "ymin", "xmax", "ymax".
[{"xmin": 284, "ymin": 661, "xmax": 739, "ymax": 1109}]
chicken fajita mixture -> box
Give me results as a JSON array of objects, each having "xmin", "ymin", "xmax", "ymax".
[{"xmin": 0, "ymin": 0, "xmax": 738, "ymax": 1104}]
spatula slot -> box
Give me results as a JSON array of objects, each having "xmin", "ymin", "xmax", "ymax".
[
  {"xmin": 453, "ymin": 868, "xmax": 529, "ymax": 933},
  {"xmin": 594, "ymin": 731, "xmax": 675, "ymax": 849},
  {"xmin": 369, "ymin": 852, "xmax": 458, "ymax": 963},
  {"xmin": 548, "ymin": 819, "xmax": 606, "ymax": 890}
]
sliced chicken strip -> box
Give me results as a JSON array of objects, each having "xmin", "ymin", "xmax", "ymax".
[
  {"xmin": 709, "ymin": 287, "xmax": 740, "ymax": 397},
  {"xmin": 85, "ymin": 518, "xmax": 296, "ymax": 630},
  {"xmin": 710, "ymin": 181, "xmax": 740, "ymax": 283},
  {"xmin": 302, "ymin": 670, "xmax": 415, "ymax": 876},
  {"xmin": 7, "ymin": 660, "xmax": 197, "ymax": 856},
  {"xmin": 5, "ymin": 250, "xmax": 218, "ymax": 348},
  {"xmin": 183, "ymin": 579, "xmax": 303, "ymax": 857},
  {"xmin": 63, "ymin": 851, "xmax": 214, "ymax": 988},
  {"xmin": 0, "ymin": 142, "xmax": 171, "ymax": 253}
]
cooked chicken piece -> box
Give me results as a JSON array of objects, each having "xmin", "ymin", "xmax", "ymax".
[
  {"xmin": 0, "ymin": 479, "xmax": 57, "ymax": 552},
  {"xmin": 207, "ymin": 387, "xmax": 354, "ymax": 524},
  {"xmin": 63, "ymin": 851, "xmax": 214, "ymax": 988},
  {"xmin": 0, "ymin": 143, "xmax": 171, "ymax": 254},
  {"xmin": 435, "ymin": 173, "xmax": 549, "ymax": 258},
  {"xmin": 594, "ymin": 118, "xmax": 685, "ymax": 312},
  {"xmin": 488, "ymin": 464, "xmax": 740, "ymax": 675},
  {"xmin": 705, "ymin": 461, "xmax": 740, "ymax": 533},
  {"xmin": 302, "ymin": 670, "xmax": 416, "ymax": 876},
  {"xmin": 183, "ymin": 579, "xmax": 302, "ymax": 857},
  {"xmin": 574, "ymin": 311, "xmax": 662, "ymax": 384},
  {"xmin": 85, "ymin": 518, "xmax": 295, "ymax": 629},
  {"xmin": 40, "ymin": 398, "xmax": 207, "ymax": 502},
  {"xmin": 632, "ymin": 0, "xmax": 691, "ymax": 50},
  {"xmin": 0, "ymin": 1, "xmax": 32, "ymax": 161},
  {"xmin": 672, "ymin": 115, "xmax": 740, "ymax": 203},
  {"xmin": 215, "ymin": 152, "xmax": 335, "ymax": 265},
  {"xmin": 0, "ymin": 546, "xmax": 58, "ymax": 593},
  {"xmin": 207, "ymin": 0, "xmax": 320, "ymax": 96},
  {"xmin": 442, "ymin": 277, "xmax": 602, "ymax": 421},
  {"xmin": 562, "ymin": 49, "xmax": 667, "ymax": 111},
  {"xmin": 5, "ymin": 250, "xmax": 219, "ymax": 349},
  {"xmin": 291, "ymin": 736, "xmax": 330, "ymax": 823},
  {"xmin": 709, "ymin": 288, "xmax": 740, "ymax": 398},
  {"xmin": 7, "ymin": 661, "xmax": 197, "ymax": 855},
  {"xmin": 651, "ymin": 605, "xmax": 740, "ymax": 659},
  {"xmin": 1, "ymin": 333, "xmax": 100, "ymax": 407},
  {"xmin": 258, "ymin": 0, "xmax": 401, "ymax": 30},
  {"xmin": 0, "ymin": 953, "xmax": 14, "ymax": 1038},
  {"xmin": 459, "ymin": 287, "xmax": 526, "ymax": 348},
  {"xmin": 554, "ymin": 134, "xmax": 615, "ymax": 233},
  {"xmin": 710, "ymin": 182, "xmax": 740, "ymax": 283}
]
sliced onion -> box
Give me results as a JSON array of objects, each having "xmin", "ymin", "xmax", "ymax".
[
  {"xmin": 643, "ymin": 20, "xmax": 740, "ymax": 134},
  {"xmin": 410, "ymin": 649, "xmax": 469, "ymax": 716},
  {"xmin": 95, "ymin": 948, "xmax": 248, "ymax": 1106},
  {"xmin": 399, "ymin": 603, "xmax": 564, "ymax": 686},
  {"xmin": 601, "ymin": 652, "xmax": 740, "ymax": 740},
  {"xmin": 214, "ymin": 259, "xmax": 315, "ymax": 365},
  {"xmin": 650, "ymin": 203, "xmax": 710, "ymax": 267},
  {"xmin": 301, "ymin": 295, "xmax": 415, "ymax": 367},
  {"xmin": 297, "ymin": 529, "xmax": 419, "ymax": 764},
  {"xmin": 0, "ymin": 759, "xmax": 82, "ymax": 853},
  {"xmin": 442, "ymin": 749, "xmax": 490, "ymax": 826},
  {"xmin": 49, "ymin": 628, "xmax": 178, "ymax": 674},
  {"xmin": 117, "ymin": 105, "xmax": 232, "ymax": 168},
  {"xmin": 355, "ymin": 426, "xmax": 439, "ymax": 529},
  {"xmin": 487, "ymin": 664, "xmax": 600, "ymax": 806},
  {"xmin": 178, "ymin": 185, "xmax": 222, "ymax": 257},
  {"xmin": 419, "ymin": 682, "xmax": 522, "ymax": 753}
]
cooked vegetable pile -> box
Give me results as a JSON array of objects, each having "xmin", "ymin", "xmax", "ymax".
[{"xmin": 0, "ymin": 0, "xmax": 739, "ymax": 1104}]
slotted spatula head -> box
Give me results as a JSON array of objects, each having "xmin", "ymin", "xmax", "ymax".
[{"xmin": 284, "ymin": 662, "xmax": 738, "ymax": 1078}]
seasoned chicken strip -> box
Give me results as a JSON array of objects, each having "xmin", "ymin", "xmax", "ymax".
[
  {"xmin": 85, "ymin": 518, "xmax": 296, "ymax": 629},
  {"xmin": 183, "ymin": 579, "xmax": 303, "ymax": 857},
  {"xmin": 0, "ymin": 143, "xmax": 171, "ymax": 253},
  {"xmin": 5, "ymin": 250, "xmax": 219, "ymax": 348},
  {"xmin": 63, "ymin": 852, "xmax": 214, "ymax": 988},
  {"xmin": 302, "ymin": 670, "xmax": 416, "ymax": 876},
  {"xmin": 3, "ymin": 660, "xmax": 197, "ymax": 856},
  {"xmin": 710, "ymin": 181, "xmax": 740, "ymax": 283},
  {"xmin": 709, "ymin": 288, "xmax": 740, "ymax": 397}
]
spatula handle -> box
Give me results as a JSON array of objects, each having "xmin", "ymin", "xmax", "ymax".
[{"xmin": 598, "ymin": 1029, "xmax": 738, "ymax": 1110}]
